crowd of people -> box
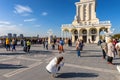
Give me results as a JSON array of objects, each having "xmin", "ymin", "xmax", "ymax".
[
  {"xmin": 0, "ymin": 38, "xmax": 32, "ymax": 53},
  {"xmin": 1, "ymin": 37, "xmax": 120, "ymax": 78},
  {"xmin": 100, "ymin": 38, "xmax": 120, "ymax": 65}
]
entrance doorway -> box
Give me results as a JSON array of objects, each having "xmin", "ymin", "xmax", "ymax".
[
  {"xmin": 82, "ymin": 36, "xmax": 87, "ymax": 43},
  {"xmin": 91, "ymin": 35, "xmax": 96, "ymax": 43},
  {"xmin": 74, "ymin": 30, "xmax": 78, "ymax": 41},
  {"xmin": 75, "ymin": 35, "xmax": 78, "ymax": 41},
  {"xmin": 82, "ymin": 29, "xmax": 87, "ymax": 43}
]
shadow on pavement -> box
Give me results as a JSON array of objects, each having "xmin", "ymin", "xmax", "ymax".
[
  {"xmin": 113, "ymin": 63, "xmax": 120, "ymax": 65},
  {"xmin": 0, "ymin": 64, "xmax": 27, "ymax": 69},
  {"xmin": 82, "ymin": 55, "xmax": 102, "ymax": 57},
  {"xmin": 29, "ymin": 50, "xmax": 52, "ymax": 55},
  {"xmin": 84, "ymin": 50, "xmax": 101, "ymax": 53},
  {"xmin": 0, "ymin": 53, "xmax": 25, "ymax": 55},
  {"xmin": 57, "ymin": 72, "xmax": 98, "ymax": 78}
]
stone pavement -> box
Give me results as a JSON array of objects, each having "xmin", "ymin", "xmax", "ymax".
[{"xmin": 0, "ymin": 44, "xmax": 120, "ymax": 80}]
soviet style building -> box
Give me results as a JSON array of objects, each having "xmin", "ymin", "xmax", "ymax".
[{"xmin": 61, "ymin": 0, "xmax": 111, "ymax": 43}]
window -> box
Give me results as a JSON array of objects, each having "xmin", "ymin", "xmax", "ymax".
[{"xmin": 91, "ymin": 29, "xmax": 96, "ymax": 34}]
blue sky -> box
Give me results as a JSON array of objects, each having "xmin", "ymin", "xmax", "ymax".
[{"xmin": 0, "ymin": 0, "xmax": 120, "ymax": 37}]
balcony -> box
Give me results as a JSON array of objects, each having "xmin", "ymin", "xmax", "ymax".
[{"xmin": 61, "ymin": 21, "xmax": 111, "ymax": 28}]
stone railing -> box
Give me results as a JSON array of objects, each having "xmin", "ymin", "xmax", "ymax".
[
  {"xmin": 61, "ymin": 24, "xmax": 74, "ymax": 28},
  {"xmin": 99, "ymin": 21, "xmax": 111, "ymax": 24},
  {"xmin": 61, "ymin": 21, "xmax": 111, "ymax": 28},
  {"xmin": 81, "ymin": 0, "xmax": 94, "ymax": 2}
]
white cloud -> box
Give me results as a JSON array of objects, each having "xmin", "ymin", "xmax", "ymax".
[
  {"xmin": 35, "ymin": 25, "xmax": 41, "ymax": 27},
  {"xmin": 19, "ymin": 24, "xmax": 23, "ymax": 26},
  {"xmin": 14, "ymin": 4, "xmax": 32, "ymax": 16},
  {"xmin": 0, "ymin": 21, "xmax": 11, "ymax": 25},
  {"xmin": 41, "ymin": 12, "xmax": 48, "ymax": 16},
  {"xmin": 0, "ymin": 21, "xmax": 24, "ymax": 36},
  {"xmin": 24, "ymin": 18, "xmax": 36, "ymax": 22}
]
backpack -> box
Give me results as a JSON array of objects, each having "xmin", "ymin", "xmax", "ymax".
[{"xmin": 60, "ymin": 40, "xmax": 64, "ymax": 46}]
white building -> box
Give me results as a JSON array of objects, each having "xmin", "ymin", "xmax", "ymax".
[{"xmin": 61, "ymin": 0, "xmax": 111, "ymax": 43}]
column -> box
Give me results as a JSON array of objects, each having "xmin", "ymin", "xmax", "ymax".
[
  {"xmin": 89, "ymin": 4, "xmax": 92, "ymax": 20},
  {"xmin": 78, "ymin": 29, "xmax": 80, "ymax": 39},
  {"xmin": 91, "ymin": 3, "xmax": 93, "ymax": 19},
  {"xmin": 85, "ymin": 4, "xmax": 89, "ymax": 21},
  {"xmin": 96, "ymin": 28, "xmax": 100, "ymax": 43},
  {"xmin": 72, "ymin": 34, "xmax": 75, "ymax": 43},
  {"xmin": 88, "ymin": 3, "xmax": 90, "ymax": 20},
  {"xmin": 76, "ymin": 5, "xmax": 78, "ymax": 17},
  {"xmin": 80, "ymin": 5, "xmax": 83, "ymax": 21},
  {"xmin": 69, "ymin": 29, "xmax": 72, "ymax": 39},
  {"xmin": 83, "ymin": 5, "xmax": 86, "ymax": 21},
  {"xmin": 78, "ymin": 5, "xmax": 80, "ymax": 22},
  {"xmin": 87, "ymin": 28, "xmax": 90, "ymax": 43},
  {"xmin": 91, "ymin": 2, "xmax": 96, "ymax": 19}
]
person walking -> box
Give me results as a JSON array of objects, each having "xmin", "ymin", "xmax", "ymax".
[
  {"xmin": 43, "ymin": 38, "xmax": 45, "ymax": 48},
  {"xmin": 76, "ymin": 39, "xmax": 81, "ymax": 57},
  {"xmin": 107, "ymin": 38, "xmax": 115, "ymax": 65},
  {"xmin": 115, "ymin": 41, "xmax": 120, "ymax": 58},
  {"xmin": 23, "ymin": 39, "xmax": 27, "ymax": 52},
  {"xmin": 101, "ymin": 40, "xmax": 107, "ymax": 59},
  {"xmin": 11, "ymin": 38, "xmax": 16, "ymax": 51},
  {"xmin": 59, "ymin": 38, "xmax": 64, "ymax": 53},
  {"xmin": 112, "ymin": 38, "xmax": 117, "ymax": 55},
  {"xmin": 45, "ymin": 39, "xmax": 48, "ymax": 50},
  {"xmin": 46, "ymin": 56, "xmax": 64, "ymax": 78},
  {"xmin": 51, "ymin": 40, "xmax": 55, "ymax": 50},
  {"xmin": 26, "ymin": 40, "xmax": 31, "ymax": 52},
  {"xmin": 5, "ymin": 38, "xmax": 10, "ymax": 51}
]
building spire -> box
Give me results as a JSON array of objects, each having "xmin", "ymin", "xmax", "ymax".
[{"xmin": 72, "ymin": 0, "xmax": 99, "ymax": 26}]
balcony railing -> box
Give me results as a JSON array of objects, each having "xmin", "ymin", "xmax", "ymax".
[{"xmin": 62, "ymin": 21, "xmax": 111, "ymax": 28}]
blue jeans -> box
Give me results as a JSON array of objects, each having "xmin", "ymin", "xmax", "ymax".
[{"xmin": 77, "ymin": 50, "xmax": 81, "ymax": 57}]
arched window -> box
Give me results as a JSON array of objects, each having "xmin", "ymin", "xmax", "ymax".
[
  {"xmin": 82, "ymin": 30, "xmax": 87, "ymax": 34},
  {"xmin": 91, "ymin": 29, "xmax": 97, "ymax": 34},
  {"xmin": 74, "ymin": 30, "xmax": 78, "ymax": 34}
]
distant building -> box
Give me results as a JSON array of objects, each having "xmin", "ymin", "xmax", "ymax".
[
  {"xmin": 13, "ymin": 34, "xmax": 17, "ymax": 38},
  {"xmin": 8, "ymin": 33, "xmax": 12, "ymax": 38},
  {"xmin": 20, "ymin": 34, "xmax": 24, "ymax": 38}
]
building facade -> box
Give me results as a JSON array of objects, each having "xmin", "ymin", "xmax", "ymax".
[
  {"xmin": 61, "ymin": 0, "xmax": 111, "ymax": 43},
  {"xmin": 13, "ymin": 34, "xmax": 17, "ymax": 38},
  {"xmin": 8, "ymin": 33, "xmax": 12, "ymax": 39}
]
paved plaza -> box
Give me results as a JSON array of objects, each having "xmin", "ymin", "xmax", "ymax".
[{"xmin": 0, "ymin": 44, "xmax": 120, "ymax": 80}]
